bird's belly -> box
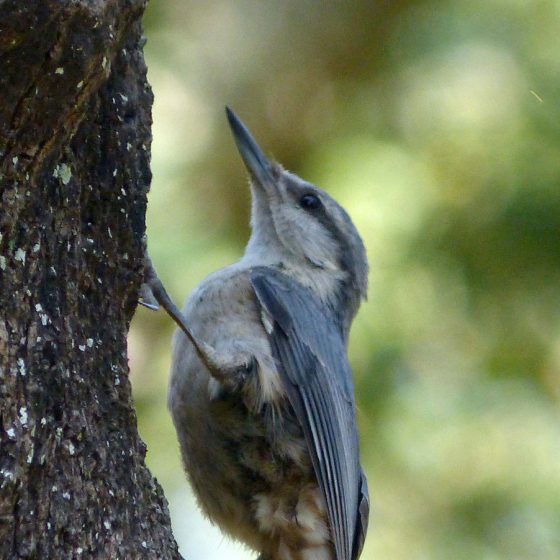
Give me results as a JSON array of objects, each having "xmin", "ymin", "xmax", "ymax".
[
  {"xmin": 254, "ymin": 483, "xmax": 334, "ymax": 560},
  {"xmin": 180, "ymin": 392, "xmax": 333, "ymax": 559}
]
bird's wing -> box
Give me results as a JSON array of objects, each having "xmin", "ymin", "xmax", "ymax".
[{"xmin": 250, "ymin": 267, "xmax": 369, "ymax": 560}]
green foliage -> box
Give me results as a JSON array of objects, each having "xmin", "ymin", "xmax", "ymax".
[{"xmin": 132, "ymin": 1, "xmax": 560, "ymax": 557}]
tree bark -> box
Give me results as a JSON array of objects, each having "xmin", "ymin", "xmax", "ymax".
[{"xmin": 0, "ymin": 1, "xmax": 182, "ymax": 558}]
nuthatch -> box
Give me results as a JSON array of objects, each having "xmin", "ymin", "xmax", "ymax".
[{"xmin": 143, "ymin": 108, "xmax": 369, "ymax": 560}]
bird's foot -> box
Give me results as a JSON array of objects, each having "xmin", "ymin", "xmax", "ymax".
[{"xmin": 200, "ymin": 342, "xmax": 257, "ymax": 390}]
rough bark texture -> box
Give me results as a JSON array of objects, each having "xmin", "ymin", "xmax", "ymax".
[{"xmin": 0, "ymin": 1, "xmax": 182, "ymax": 558}]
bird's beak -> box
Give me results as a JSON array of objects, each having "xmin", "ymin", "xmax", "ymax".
[{"xmin": 226, "ymin": 107, "xmax": 275, "ymax": 188}]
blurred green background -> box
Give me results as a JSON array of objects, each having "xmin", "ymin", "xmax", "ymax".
[{"xmin": 130, "ymin": 1, "xmax": 560, "ymax": 558}]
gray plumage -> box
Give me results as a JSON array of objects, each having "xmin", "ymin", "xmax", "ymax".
[{"xmin": 168, "ymin": 108, "xmax": 369, "ymax": 560}]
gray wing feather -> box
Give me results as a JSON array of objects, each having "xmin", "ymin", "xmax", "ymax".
[{"xmin": 250, "ymin": 267, "xmax": 369, "ymax": 560}]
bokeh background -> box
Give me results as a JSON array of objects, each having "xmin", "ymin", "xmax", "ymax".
[{"xmin": 130, "ymin": 1, "xmax": 560, "ymax": 558}]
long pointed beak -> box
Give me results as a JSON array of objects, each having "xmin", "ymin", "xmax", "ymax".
[{"xmin": 226, "ymin": 106, "xmax": 274, "ymax": 185}]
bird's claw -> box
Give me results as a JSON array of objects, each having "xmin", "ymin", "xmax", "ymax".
[{"xmin": 138, "ymin": 282, "xmax": 160, "ymax": 311}]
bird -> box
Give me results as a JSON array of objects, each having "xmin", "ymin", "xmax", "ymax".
[{"xmin": 156, "ymin": 107, "xmax": 369, "ymax": 560}]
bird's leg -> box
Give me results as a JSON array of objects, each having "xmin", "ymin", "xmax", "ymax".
[
  {"xmin": 140, "ymin": 253, "xmax": 256, "ymax": 389},
  {"xmin": 139, "ymin": 253, "xmax": 218, "ymax": 374}
]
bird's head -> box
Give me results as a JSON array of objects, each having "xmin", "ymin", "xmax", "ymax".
[{"xmin": 227, "ymin": 107, "xmax": 368, "ymax": 321}]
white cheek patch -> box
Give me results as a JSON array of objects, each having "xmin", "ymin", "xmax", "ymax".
[{"xmin": 272, "ymin": 205, "xmax": 339, "ymax": 271}]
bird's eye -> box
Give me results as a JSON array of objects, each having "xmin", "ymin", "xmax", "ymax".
[{"xmin": 299, "ymin": 193, "xmax": 322, "ymax": 211}]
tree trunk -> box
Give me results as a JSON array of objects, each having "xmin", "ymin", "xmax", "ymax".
[{"xmin": 0, "ymin": 1, "xmax": 182, "ymax": 558}]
